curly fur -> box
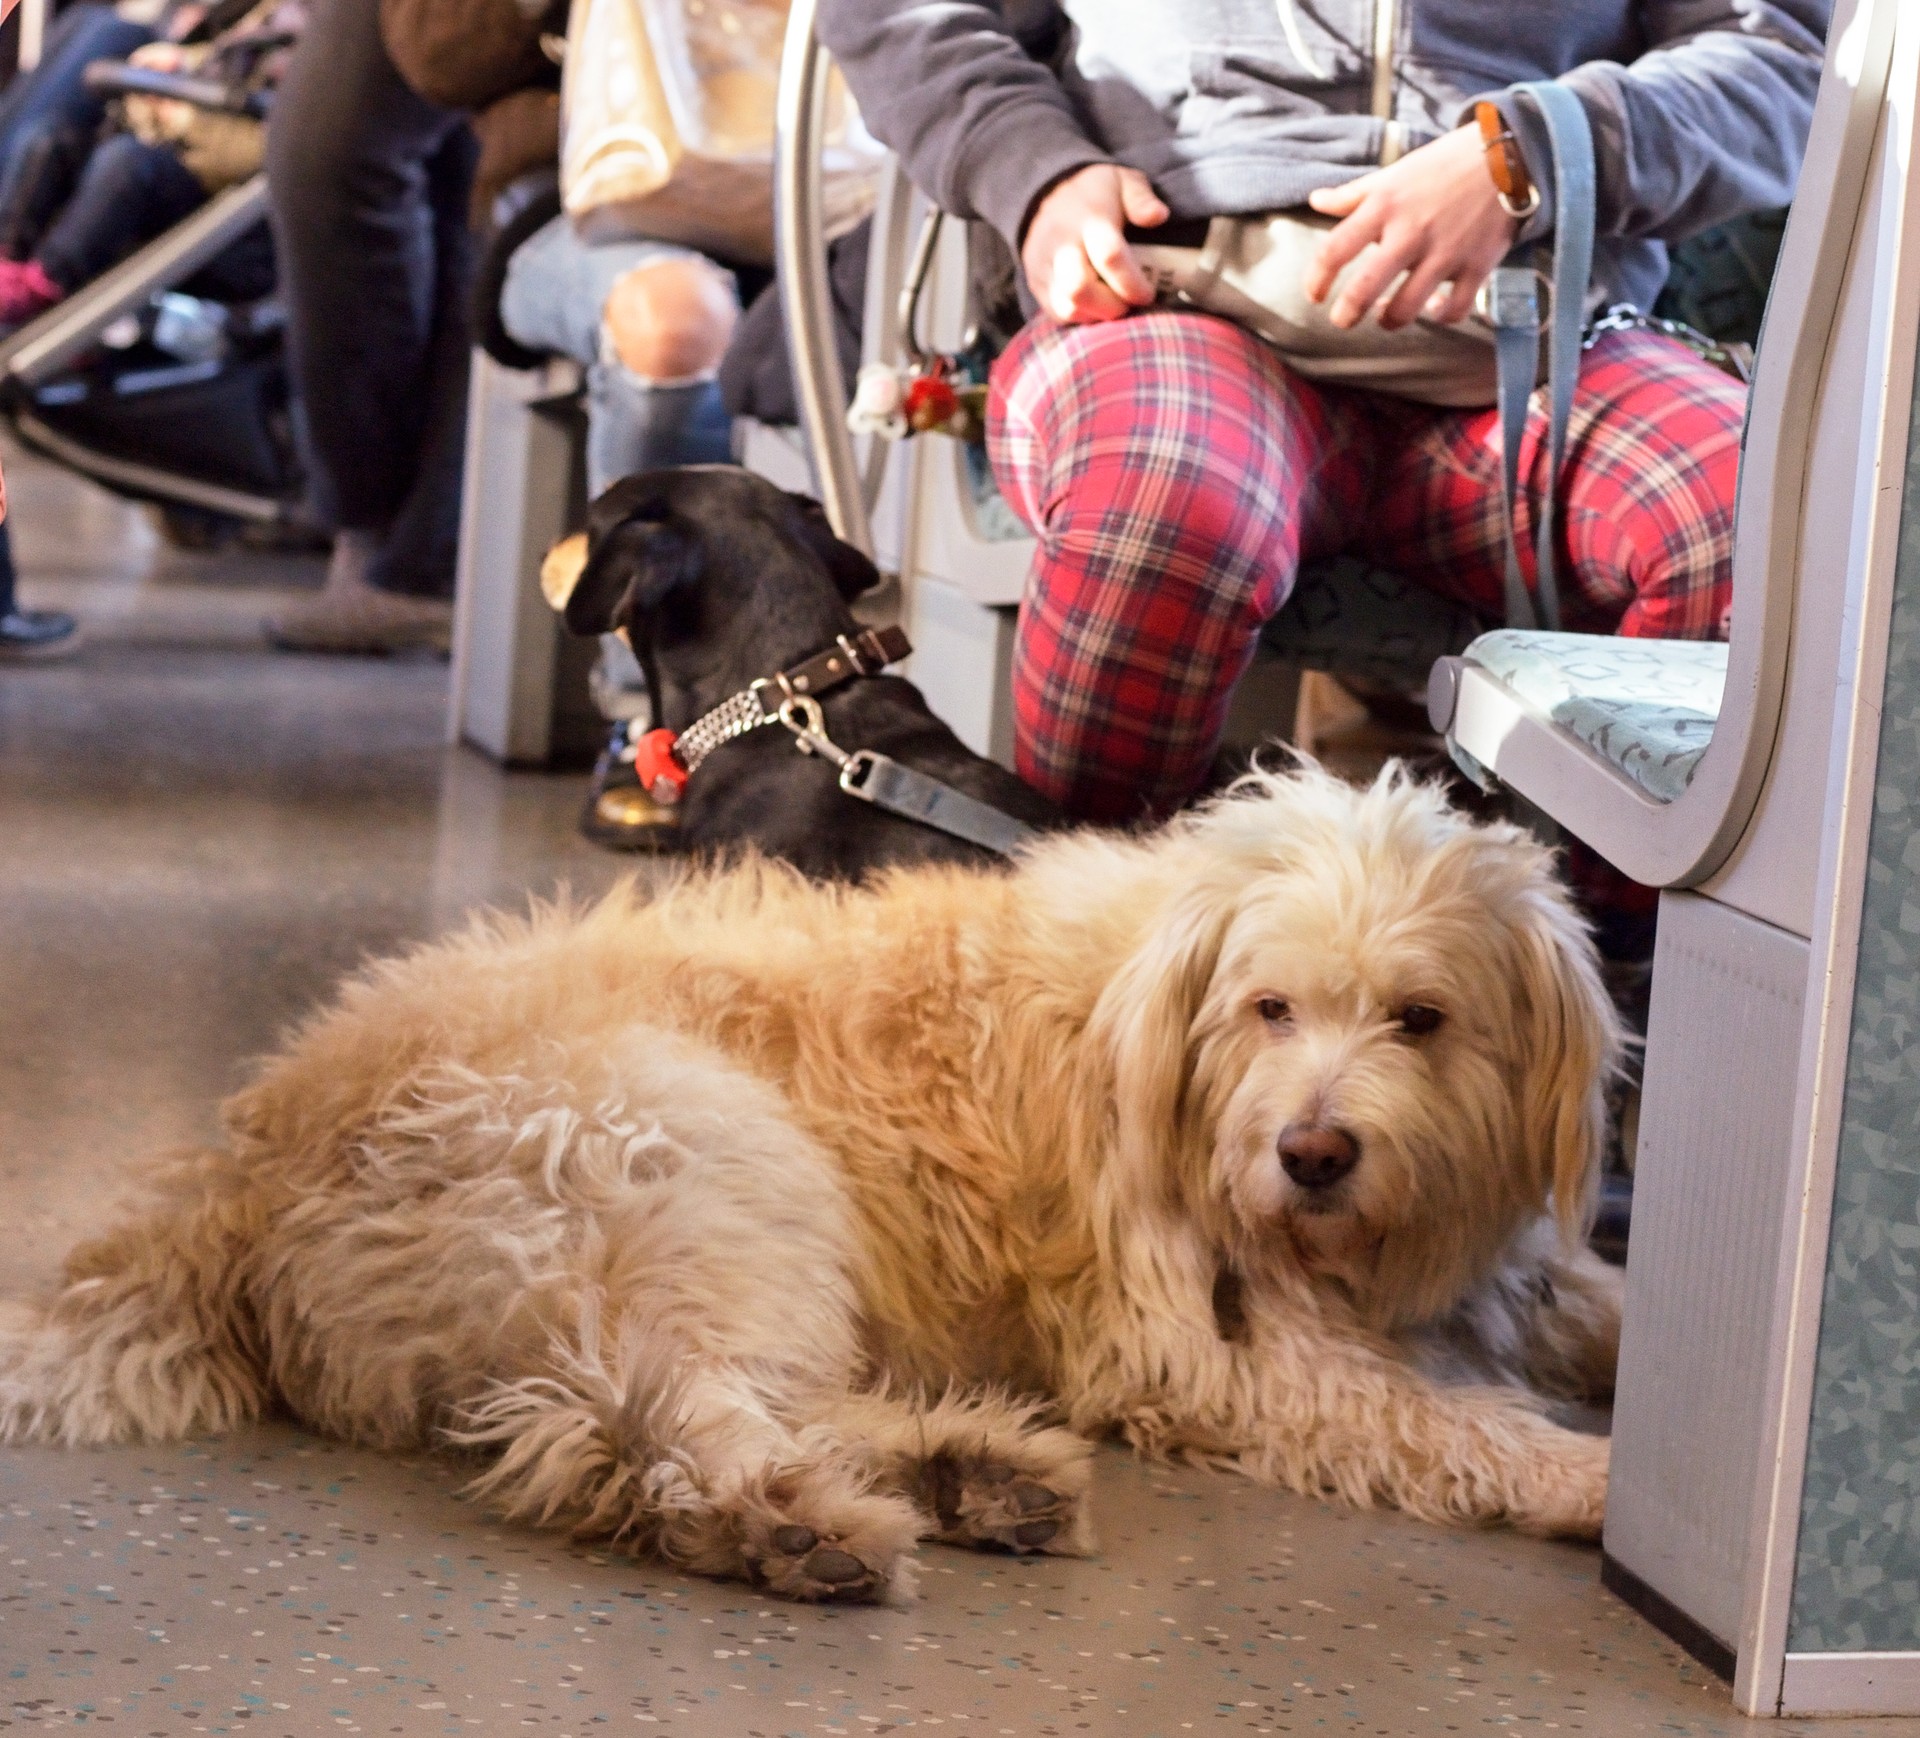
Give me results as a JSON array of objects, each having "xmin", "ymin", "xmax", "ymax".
[{"xmin": 0, "ymin": 765, "xmax": 1623, "ymax": 1599}]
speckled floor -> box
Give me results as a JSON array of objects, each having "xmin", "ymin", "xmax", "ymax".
[{"xmin": 3, "ymin": 446, "xmax": 1915, "ymax": 1736}]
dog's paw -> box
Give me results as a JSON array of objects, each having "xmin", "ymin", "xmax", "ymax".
[
  {"xmin": 748, "ymin": 1518, "xmax": 914, "ymax": 1603},
  {"xmin": 1513, "ymin": 1429, "xmax": 1610, "ymax": 1541},
  {"xmin": 737, "ymin": 1482, "xmax": 917, "ymax": 1605},
  {"xmin": 916, "ymin": 1432, "xmax": 1095, "ymax": 1556}
]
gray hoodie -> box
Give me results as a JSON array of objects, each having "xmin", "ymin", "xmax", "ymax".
[{"xmin": 816, "ymin": 0, "xmax": 1828, "ymax": 313}]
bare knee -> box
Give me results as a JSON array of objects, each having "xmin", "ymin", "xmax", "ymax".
[{"xmin": 603, "ymin": 257, "xmax": 738, "ymax": 382}]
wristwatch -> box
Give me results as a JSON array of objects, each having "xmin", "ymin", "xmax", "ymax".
[{"xmin": 1474, "ymin": 99, "xmax": 1540, "ymax": 220}]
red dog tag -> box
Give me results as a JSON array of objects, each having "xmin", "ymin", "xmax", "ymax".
[{"xmin": 631, "ymin": 728, "xmax": 689, "ymax": 806}]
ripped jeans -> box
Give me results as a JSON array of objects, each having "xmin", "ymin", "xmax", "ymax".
[{"xmin": 499, "ymin": 215, "xmax": 735, "ymax": 497}]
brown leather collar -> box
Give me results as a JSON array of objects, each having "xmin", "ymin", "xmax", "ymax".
[
  {"xmin": 668, "ymin": 624, "xmax": 914, "ymax": 778},
  {"xmin": 772, "ymin": 624, "xmax": 912, "ymax": 701}
]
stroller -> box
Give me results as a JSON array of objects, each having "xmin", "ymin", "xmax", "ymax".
[{"xmin": 0, "ymin": 43, "xmax": 304, "ymax": 543}]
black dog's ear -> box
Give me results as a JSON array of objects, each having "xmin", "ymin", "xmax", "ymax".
[
  {"xmin": 784, "ymin": 490, "xmax": 882, "ymax": 600},
  {"xmin": 561, "ymin": 518, "xmax": 701, "ymax": 638}
]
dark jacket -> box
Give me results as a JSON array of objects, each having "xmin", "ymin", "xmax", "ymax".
[{"xmin": 815, "ymin": 0, "xmax": 1829, "ymax": 313}]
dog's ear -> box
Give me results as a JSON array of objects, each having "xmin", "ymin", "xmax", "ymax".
[
  {"xmin": 1513, "ymin": 894, "xmax": 1622, "ymax": 1248},
  {"xmin": 559, "ymin": 517, "xmax": 701, "ymax": 639},
  {"xmin": 540, "ymin": 532, "xmax": 589, "ymax": 612},
  {"xmin": 783, "ymin": 491, "xmax": 881, "ymax": 600},
  {"xmin": 1086, "ymin": 879, "xmax": 1236, "ymax": 1226}
]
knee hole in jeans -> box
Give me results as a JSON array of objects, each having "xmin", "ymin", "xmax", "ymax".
[{"xmin": 602, "ymin": 256, "xmax": 738, "ymax": 384}]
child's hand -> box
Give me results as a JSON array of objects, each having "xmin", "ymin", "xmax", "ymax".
[{"xmin": 1303, "ymin": 124, "xmax": 1518, "ymax": 330}]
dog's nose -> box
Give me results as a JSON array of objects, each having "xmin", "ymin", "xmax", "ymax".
[{"xmin": 1277, "ymin": 1122, "xmax": 1360, "ymax": 1190}]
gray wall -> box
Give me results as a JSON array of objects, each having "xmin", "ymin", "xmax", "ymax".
[{"xmin": 1788, "ymin": 344, "xmax": 1920, "ymax": 1653}]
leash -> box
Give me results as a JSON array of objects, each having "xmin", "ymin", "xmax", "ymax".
[
  {"xmin": 1480, "ymin": 80, "xmax": 1595, "ymax": 632},
  {"xmin": 626, "ymin": 624, "xmax": 1041, "ymax": 858}
]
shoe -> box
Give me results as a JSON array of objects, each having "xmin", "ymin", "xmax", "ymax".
[
  {"xmin": 0, "ymin": 258, "xmax": 63, "ymax": 327},
  {"xmin": 0, "ymin": 606, "xmax": 80, "ymax": 660},
  {"xmin": 580, "ymin": 721, "xmax": 681, "ymax": 854},
  {"xmin": 266, "ymin": 530, "xmax": 451, "ymax": 655}
]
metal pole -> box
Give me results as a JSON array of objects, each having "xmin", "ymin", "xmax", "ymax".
[
  {"xmin": 16, "ymin": 0, "xmax": 47, "ymax": 72},
  {"xmin": 774, "ymin": 0, "xmax": 873, "ymax": 556}
]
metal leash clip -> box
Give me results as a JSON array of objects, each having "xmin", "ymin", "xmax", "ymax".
[
  {"xmin": 776, "ymin": 693, "xmax": 852, "ymax": 770},
  {"xmin": 836, "ymin": 749, "xmax": 884, "ymax": 801}
]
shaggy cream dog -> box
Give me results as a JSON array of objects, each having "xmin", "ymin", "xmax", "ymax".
[{"xmin": 0, "ymin": 767, "xmax": 1623, "ymax": 1602}]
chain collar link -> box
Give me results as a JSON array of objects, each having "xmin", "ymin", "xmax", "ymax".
[{"xmin": 672, "ymin": 687, "xmax": 781, "ymax": 775}]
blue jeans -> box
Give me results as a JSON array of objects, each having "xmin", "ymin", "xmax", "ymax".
[
  {"xmin": 37, "ymin": 134, "xmax": 207, "ymax": 291},
  {"xmin": 499, "ymin": 215, "xmax": 734, "ymax": 496},
  {"xmin": 0, "ymin": 3, "xmax": 157, "ymax": 258}
]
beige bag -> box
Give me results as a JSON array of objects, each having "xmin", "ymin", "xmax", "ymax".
[
  {"xmin": 559, "ymin": 0, "xmax": 879, "ymax": 267},
  {"xmin": 1132, "ymin": 211, "xmax": 1506, "ymax": 409}
]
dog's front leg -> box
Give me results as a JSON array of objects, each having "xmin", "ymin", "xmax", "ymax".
[
  {"xmin": 1516, "ymin": 1243, "xmax": 1622, "ymax": 1405},
  {"xmin": 1227, "ymin": 1322, "xmax": 1610, "ymax": 1539}
]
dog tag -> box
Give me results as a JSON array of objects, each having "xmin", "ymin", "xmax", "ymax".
[{"xmin": 631, "ymin": 728, "xmax": 689, "ymax": 806}]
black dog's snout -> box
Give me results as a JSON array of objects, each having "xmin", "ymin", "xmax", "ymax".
[{"xmin": 1277, "ymin": 1122, "xmax": 1360, "ymax": 1190}]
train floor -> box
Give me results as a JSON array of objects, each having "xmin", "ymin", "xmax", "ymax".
[{"xmin": 1, "ymin": 441, "xmax": 1909, "ymax": 1737}]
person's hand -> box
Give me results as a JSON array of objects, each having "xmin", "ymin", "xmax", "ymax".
[
  {"xmin": 130, "ymin": 41, "xmax": 190, "ymax": 70},
  {"xmin": 1303, "ymin": 124, "xmax": 1518, "ymax": 330},
  {"xmin": 1021, "ymin": 163, "xmax": 1169, "ymax": 324}
]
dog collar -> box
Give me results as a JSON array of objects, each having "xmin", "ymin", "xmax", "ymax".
[{"xmin": 632, "ymin": 625, "xmax": 912, "ymax": 803}]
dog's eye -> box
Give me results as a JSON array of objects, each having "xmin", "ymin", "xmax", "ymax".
[
  {"xmin": 1396, "ymin": 1004, "xmax": 1445, "ymax": 1037},
  {"xmin": 1256, "ymin": 997, "xmax": 1291, "ymax": 1025}
]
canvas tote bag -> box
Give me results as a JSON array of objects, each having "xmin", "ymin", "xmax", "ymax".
[
  {"xmin": 1131, "ymin": 210, "xmax": 1507, "ymax": 408},
  {"xmin": 559, "ymin": 0, "xmax": 878, "ymax": 267}
]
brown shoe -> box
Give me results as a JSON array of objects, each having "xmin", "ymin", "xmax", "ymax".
[{"xmin": 266, "ymin": 531, "xmax": 451, "ymax": 656}]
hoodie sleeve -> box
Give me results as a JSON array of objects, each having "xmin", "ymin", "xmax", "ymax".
[
  {"xmin": 815, "ymin": 0, "xmax": 1108, "ymax": 251},
  {"xmin": 1493, "ymin": 0, "xmax": 1829, "ymax": 246}
]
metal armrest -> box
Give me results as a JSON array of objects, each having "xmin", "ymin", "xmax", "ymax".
[
  {"xmin": 775, "ymin": 0, "xmax": 871, "ymax": 555},
  {"xmin": 82, "ymin": 59, "xmax": 271, "ymax": 119}
]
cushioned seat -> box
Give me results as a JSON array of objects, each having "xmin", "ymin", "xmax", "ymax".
[
  {"xmin": 1262, "ymin": 557, "xmax": 1487, "ymax": 690},
  {"xmin": 1462, "ymin": 630, "xmax": 1727, "ymax": 802}
]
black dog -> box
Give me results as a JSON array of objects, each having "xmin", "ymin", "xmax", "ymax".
[{"xmin": 547, "ymin": 466, "xmax": 1061, "ymax": 880}]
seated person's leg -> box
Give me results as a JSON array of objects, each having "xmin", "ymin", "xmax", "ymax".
[
  {"xmin": 500, "ymin": 215, "xmax": 739, "ymax": 496},
  {"xmin": 988, "ymin": 309, "xmax": 1369, "ymax": 823},
  {"xmin": 0, "ymin": 4, "xmax": 157, "ymax": 169},
  {"xmin": 0, "ymin": 135, "xmax": 208, "ymax": 322},
  {"xmin": 0, "ymin": 121, "xmax": 92, "ymax": 262},
  {"xmin": 592, "ymin": 256, "xmax": 737, "ymax": 480},
  {"xmin": 1358, "ymin": 328, "xmax": 1743, "ymax": 642}
]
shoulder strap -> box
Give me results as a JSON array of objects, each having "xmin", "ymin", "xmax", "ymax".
[{"xmin": 1486, "ymin": 80, "xmax": 1596, "ymax": 632}]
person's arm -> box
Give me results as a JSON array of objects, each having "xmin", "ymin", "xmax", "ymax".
[
  {"xmin": 815, "ymin": 0, "xmax": 1098, "ymax": 251},
  {"xmin": 817, "ymin": 0, "xmax": 1168, "ymax": 322},
  {"xmin": 1493, "ymin": 0, "xmax": 1829, "ymax": 244},
  {"xmin": 1304, "ymin": 0, "xmax": 1828, "ymax": 330}
]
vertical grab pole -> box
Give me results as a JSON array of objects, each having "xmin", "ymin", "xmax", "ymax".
[
  {"xmin": 775, "ymin": 0, "xmax": 874, "ymax": 557},
  {"xmin": 16, "ymin": 0, "xmax": 48, "ymax": 70}
]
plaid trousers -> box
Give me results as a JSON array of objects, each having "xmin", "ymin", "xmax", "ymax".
[{"xmin": 987, "ymin": 310, "xmax": 1745, "ymax": 823}]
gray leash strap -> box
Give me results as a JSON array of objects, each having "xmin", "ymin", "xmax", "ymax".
[
  {"xmin": 1488, "ymin": 268, "xmax": 1543, "ymax": 629},
  {"xmin": 1485, "ymin": 79, "xmax": 1595, "ymax": 632},
  {"xmin": 776, "ymin": 693, "xmax": 1039, "ymax": 857},
  {"xmin": 839, "ymin": 751, "xmax": 1040, "ymax": 857}
]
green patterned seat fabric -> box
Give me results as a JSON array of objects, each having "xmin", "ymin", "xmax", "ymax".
[
  {"xmin": 1260, "ymin": 557, "xmax": 1487, "ymax": 689},
  {"xmin": 1465, "ymin": 630, "xmax": 1728, "ymax": 803}
]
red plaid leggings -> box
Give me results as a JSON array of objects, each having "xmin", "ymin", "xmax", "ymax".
[{"xmin": 987, "ymin": 310, "xmax": 1744, "ymax": 822}]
